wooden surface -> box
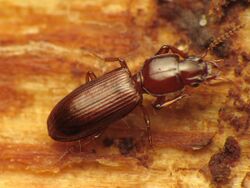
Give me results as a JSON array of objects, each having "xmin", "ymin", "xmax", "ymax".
[{"xmin": 0, "ymin": 0, "xmax": 250, "ymax": 187}]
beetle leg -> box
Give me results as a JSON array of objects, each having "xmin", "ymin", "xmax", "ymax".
[
  {"xmin": 139, "ymin": 105, "xmax": 153, "ymax": 147},
  {"xmin": 55, "ymin": 129, "xmax": 105, "ymax": 164},
  {"xmin": 153, "ymin": 94, "xmax": 187, "ymax": 109},
  {"xmin": 205, "ymin": 75, "xmax": 232, "ymax": 85},
  {"xmin": 77, "ymin": 130, "xmax": 105, "ymax": 152},
  {"xmin": 85, "ymin": 71, "xmax": 97, "ymax": 83},
  {"xmin": 152, "ymin": 96, "xmax": 165, "ymax": 109},
  {"xmin": 104, "ymin": 57, "xmax": 131, "ymax": 76},
  {"xmin": 155, "ymin": 45, "xmax": 188, "ymax": 58}
]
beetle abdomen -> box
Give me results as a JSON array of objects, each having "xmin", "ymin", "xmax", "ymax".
[{"xmin": 47, "ymin": 68, "xmax": 141, "ymax": 141}]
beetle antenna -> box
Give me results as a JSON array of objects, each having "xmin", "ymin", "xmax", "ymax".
[
  {"xmin": 200, "ymin": 23, "xmax": 244, "ymax": 59},
  {"xmin": 80, "ymin": 47, "xmax": 105, "ymax": 61},
  {"xmin": 207, "ymin": 23, "xmax": 244, "ymax": 52}
]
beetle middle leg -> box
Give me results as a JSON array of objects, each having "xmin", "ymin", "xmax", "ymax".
[
  {"xmin": 153, "ymin": 94, "xmax": 188, "ymax": 109},
  {"xmin": 155, "ymin": 45, "xmax": 188, "ymax": 58},
  {"xmin": 139, "ymin": 105, "xmax": 152, "ymax": 147},
  {"xmin": 85, "ymin": 71, "xmax": 97, "ymax": 83}
]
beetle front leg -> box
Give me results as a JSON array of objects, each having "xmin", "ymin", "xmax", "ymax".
[
  {"xmin": 139, "ymin": 105, "xmax": 152, "ymax": 147},
  {"xmin": 153, "ymin": 94, "xmax": 187, "ymax": 109},
  {"xmin": 205, "ymin": 74, "xmax": 232, "ymax": 85},
  {"xmin": 85, "ymin": 71, "xmax": 97, "ymax": 83},
  {"xmin": 104, "ymin": 57, "xmax": 131, "ymax": 76},
  {"xmin": 155, "ymin": 45, "xmax": 188, "ymax": 58}
]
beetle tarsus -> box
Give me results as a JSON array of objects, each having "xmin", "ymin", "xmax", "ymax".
[
  {"xmin": 104, "ymin": 57, "xmax": 131, "ymax": 75},
  {"xmin": 86, "ymin": 71, "xmax": 97, "ymax": 82},
  {"xmin": 55, "ymin": 130, "xmax": 105, "ymax": 164},
  {"xmin": 206, "ymin": 75, "xmax": 232, "ymax": 85},
  {"xmin": 140, "ymin": 105, "xmax": 153, "ymax": 147},
  {"xmin": 153, "ymin": 95, "xmax": 187, "ymax": 109}
]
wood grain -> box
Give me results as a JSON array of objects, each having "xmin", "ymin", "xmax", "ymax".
[{"xmin": 0, "ymin": 0, "xmax": 250, "ymax": 187}]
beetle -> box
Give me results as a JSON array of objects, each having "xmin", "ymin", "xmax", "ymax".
[{"xmin": 47, "ymin": 45, "xmax": 219, "ymax": 145}]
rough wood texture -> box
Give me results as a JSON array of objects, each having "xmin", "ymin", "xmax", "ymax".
[{"xmin": 0, "ymin": 0, "xmax": 250, "ymax": 187}]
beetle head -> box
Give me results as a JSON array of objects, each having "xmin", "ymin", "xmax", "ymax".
[{"xmin": 179, "ymin": 56, "xmax": 219, "ymax": 87}]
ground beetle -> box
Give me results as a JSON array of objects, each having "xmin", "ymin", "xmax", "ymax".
[{"xmin": 47, "ymin": 45, "xmax": 219, "ymax": 145}]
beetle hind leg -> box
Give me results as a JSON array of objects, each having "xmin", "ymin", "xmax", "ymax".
[
  {"xmin": 55, "ymin": 129, "xmax": 106, "ymax": 165},
  {"xmin": 139, "ymin": 105, "xmax": 153, "ymax": 147},
  {"xmin": 85, "ymin": 71, "xmax": 97, "ymax": 83},
  {"xmin": 104, "ymin": 57, "xmax": 131, "ymax": 76},
  {"xmin": 78, "ymin": 130, "xmax": 105, "ymax": 150}
]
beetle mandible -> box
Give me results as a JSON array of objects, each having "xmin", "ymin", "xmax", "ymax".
[{"xmin": 47, "ymin": 45, "xmax": 219, "ymax": 145}]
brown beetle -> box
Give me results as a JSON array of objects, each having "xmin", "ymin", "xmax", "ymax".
[{"xmin": 47, "ymin": 45, "xmax": 218, "ymax": 145}]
